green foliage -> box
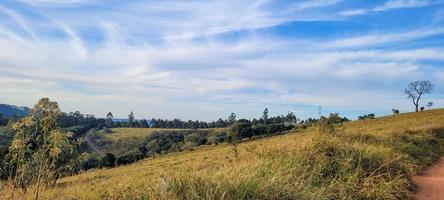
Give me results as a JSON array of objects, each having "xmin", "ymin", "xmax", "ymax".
[
  {"xmin": 105, "ymin": 112, "xmax": 113, "ymax": 128},
  {"xmin": 262, "ymin": 108, "xmax": 268, "ymax": 125},
  {"xmin": 128, "ymin": 111, "xmax": 135, "ymax": 127},
  {"xmin": 318, "ymin": 113, "xmax": 346, "ymax": 135},
  {"xmin": 116, "ymin": 151, "xmax": 144, "ymax": 166},
  {"xmin": 228, "ymin": 113, "xmax": 236, "ymax": 126},
  {"xmin": 358, "ymin": 113, "xmax": 375, "ymax": 120},
  {"xmin": 4, "ymin": 97, "xmax": 75, "ymax": 199},
  {"xmin": 101, "ymin": 153, "xmax": 116, "ymax": 168},
  {"xmin": 184, "ymin": 133, "xmax": 201, "ymax": 144},
  {"xmin": 145, "ymin": 139, "xmax": 160, "ymax": 154},
  {"xmin": 0, "ymin": 113, "xmax": 8, "ymax": 126}
]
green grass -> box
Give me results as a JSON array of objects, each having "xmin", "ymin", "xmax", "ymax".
[{"xmin": 2, "ymin": 109, "xmax": 444, "ymax": 199}]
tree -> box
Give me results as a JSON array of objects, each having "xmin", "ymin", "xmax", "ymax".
[
  {"xmin": 101, "ymin": 153, "xmax": 116, "ymax": 168},
  {"xmin": 5, "ymin": 98, "xmax": 74, "ymax": 200},
  {"xmin": 0, "ymin": 113, "xmax": 6, "ymax": 126},
  {"xmin": 358, "ymin": 114, "xmax": 375, "ymax": 120},
  {"xmin": 228, "ymin": 124, "xmax": 240, "ymax": 159},
  {"xmin": 427, "ymin": 102, "xmax": 433, "ymax": 109},
  {"xmin": 392, "ymin": 109, "xmax": 400, "ymax": 115},
  {"xmin": 404, "ymin": 80, "xmax": 433, "ymax": 112},
  {"xmin": 105, "ymin": 112, "xmax": 113, "ymax": 128},
  {"xmin": 228, "ymin": 113, "xmax": 236, "ymax": 125},
  {"xmin": 263, "ymin": 108, "xmax": 269, "ymax": 125},
  {"xmin": 128, "ymin": 111, "xmax": 135, "ymax": 127},
  {"xmin": 318, "ymin": 113, "xmax": 345, "ymax": 135},
  {"xmin": 285, "ymin": 112, "xmax": 297, "ymax": 124},
  {"xmin": 139, "ymin": 119, "xmax": 149, "ymax": 128}
]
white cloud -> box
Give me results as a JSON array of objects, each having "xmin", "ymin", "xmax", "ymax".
[
  {"xmin": 340, "ymin": 0, "xmax": 440, "ymax": 16},
  {"xmin": 0, "ymin": 0, "xmax": 442, "ymax": 119}
]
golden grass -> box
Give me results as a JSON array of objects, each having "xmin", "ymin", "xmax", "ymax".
[{"xmin": 2, "ymin": 109, "xmax": 444, "ymax": 199}]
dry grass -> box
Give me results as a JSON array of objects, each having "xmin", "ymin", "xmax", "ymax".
[{"xmin": 2, "ymin": 109, "xmax": 444, "ymax": 200}]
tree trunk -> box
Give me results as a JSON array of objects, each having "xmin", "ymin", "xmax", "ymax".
[
  {"xmin": 415, "ymin": 104, "xmax": 419, "ymax": 112},
  {"xmin": 8, "ymin": 179, "xmax": 16, "ymax": 200},
  {"xmin": 34, "ymin": 182, "xmax": 40, "ymax": 200}
]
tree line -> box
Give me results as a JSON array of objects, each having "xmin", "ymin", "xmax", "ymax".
[{"xmin": 105, "ymin": 110, "xmax": 298, "ymax": 129}]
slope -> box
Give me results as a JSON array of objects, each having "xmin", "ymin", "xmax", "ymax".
[{"xmin": 3, "ymin": 109, "xmax": 444, "ymax": 200}]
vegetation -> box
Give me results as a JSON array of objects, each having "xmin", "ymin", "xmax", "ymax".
[
  {"xmin": 358, "ymin": 113, "xmax": 376, "ymax": 120},
  {"xmin": 149, "ymin": 111, "xmax": 297, "ymax": 129},
  {"xmin": 1, "ymin": 98, "xmax": 77, "ymax": 199},
  {"xmin": 1, "ymin": 108, "xmax": 443, "ymax": 199},
  {"xmin": 404, "ymin": 80, "xmax": 433, "ymax": 112},
  {"xmin": 0, "ymin": 126, "xmax": 12, "ymax": 158}
]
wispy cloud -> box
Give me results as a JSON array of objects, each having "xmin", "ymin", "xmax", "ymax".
[
  {"xmin": 0, "ymin": 0, "xmax": 442, "ymax": 119},
  {"xmin": 340, "ymin": 0, "xmax": 441, "ymax": 16}
]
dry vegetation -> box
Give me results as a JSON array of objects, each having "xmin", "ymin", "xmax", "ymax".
[{"xmin": 2, "ymin": 109, "xmax": 444, "ymax": 199}]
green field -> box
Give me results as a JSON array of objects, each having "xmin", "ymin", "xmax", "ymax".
[{"xmin": 2, "ymin": 109, "xmax": 444, "ymax": 199}]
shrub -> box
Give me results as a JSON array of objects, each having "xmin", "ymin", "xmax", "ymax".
[
  {"xmin": 318, "ymin": 113, "xmax": 345, "ymax": 135},
  {"xmin": 101, "ymin": 153, "xmax": 116, "ymax": 168},
  {"xmin": 146, "ymin": 140, "xmax": 160, "ymax": 154},
  {"xmin": 184, "ymin": 133, "xmax": 201, "ymax": 144},
  {"xmin": 182, "ymin": 142, "xmax": 197, "ymax": 151},
  {"xmin": 117, "ymin": 151, "xmax": 145, "ymax": 165}
]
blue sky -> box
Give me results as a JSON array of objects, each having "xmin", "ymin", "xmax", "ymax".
[{"xmin": 0, "ymin": 0, "xmax": 443, "ymax": 120}]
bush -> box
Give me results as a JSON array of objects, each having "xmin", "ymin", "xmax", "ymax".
[
  {"xmin": 207, "ymin": 135, "xmax": 219, "ymax": 145},
  {"xmin": 146, "ymin": 140, "xmax": 160, "ymax": 154},
  {"xmin": 184, "ymin": 133, "xmax": 201, "ymax": 144},
  {"xmin": 318, "ymin": 113, "xmax": 345, "ymax": 135},
  {"xmin": 182, "ymin": 142, "xmax": 197, "ymax": 151},
  {"xmin": 117, "ymin": 151, "xmax": 145, "ymax": 166},
  {"xmin": 82, "ymin": 155, "xmax": 101, "ymax": 170},
  {"xmin": 101, "ymin": 153, "xmax": 116, "ymax": 168}
]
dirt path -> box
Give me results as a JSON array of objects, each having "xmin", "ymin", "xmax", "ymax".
[
  {"xmin": 85, "ymin": 128, "xmax": 104, "ymax": 157},
  {"xmin": 413, "ymin": 157, "xmax": 444, "ymax": 200}
]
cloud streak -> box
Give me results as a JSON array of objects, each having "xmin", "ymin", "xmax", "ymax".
[
  {"xmin": 0, "ymin": 0, "xmax": 442, "ymax": 120},
  {"xmin": 340, "ymin": 0, "xmax": 442, "ymax": 16}
]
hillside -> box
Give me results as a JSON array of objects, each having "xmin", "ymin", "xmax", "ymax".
[
  {"xmin": 86, "ymin": 128, "xmax": 228, "ymax": 156},
  {"xmin": 0, "ymin": 104, "xmax": 30, "ymax": 117},
  {"xmin": 2, "ymin": 109, "xmax": 444, "ymax": 199}
]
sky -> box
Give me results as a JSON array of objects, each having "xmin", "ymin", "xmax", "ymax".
[{"xmin": 0, "ymin": 0, "xmax": 443, "ymax": 121}]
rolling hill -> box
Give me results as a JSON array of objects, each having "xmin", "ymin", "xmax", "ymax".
[
  {"xmin": 2, "ymin": 109, "xmax": 444, "ymax": 199},
  {"xmin": 0, "ymin": 104, "xmax": 30, "ymax": 117},
  {"xmin": 85, "ymin": 127, "xmax": 228, "ymax": 156}
]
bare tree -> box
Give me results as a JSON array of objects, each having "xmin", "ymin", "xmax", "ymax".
[{"xmin": 404, "ymin": 80, "xmax": 433, "ymax": 112}]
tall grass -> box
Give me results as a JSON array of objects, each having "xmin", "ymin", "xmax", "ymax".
[
  {"xmin": 2, "ymin": 109, "xmax": 444, "ymax": 199},
  {"xmin": 166, "ymin": 129, "xmax": 444, "ymax": 200}
]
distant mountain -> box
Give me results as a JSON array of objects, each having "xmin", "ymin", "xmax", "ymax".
[{"xmin": 0, "ymin": 104, "xmax": 30, "ymax": 117}]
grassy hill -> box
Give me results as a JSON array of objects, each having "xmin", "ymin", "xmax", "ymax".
[
  {"xmin": 2, "ymin": 109, "xmax": 444, "ymax": 199},
  {"xmin": 87, "ymin": 128, "xmax": 228, "ymax": 156}
]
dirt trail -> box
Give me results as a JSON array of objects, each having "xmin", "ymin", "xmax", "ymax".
[
  {"xmin": 85, "ymin": 128, "xmax": 104, "ymax": 157},
  {"xmin": 413, "ymin": 157, "xmax": 444, "ymax": 200}
]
